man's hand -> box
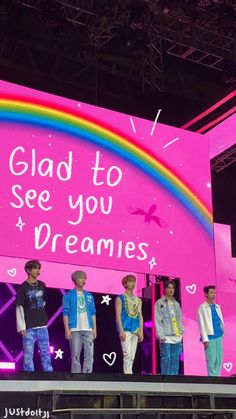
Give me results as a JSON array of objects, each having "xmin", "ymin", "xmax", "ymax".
[
  {"xmin": 160, "ymin": 338, "xmax": 166, "ymax": 344},
  {"xmin": 65, "ymin": 330, "xmax": 72, "ymax": 340},
  {"xmin": 119, "ymin": 331, "xmax": 126, "ymax": 342},
  {"xmin": 19, "ymin": 330, "xmax": 26, "ymax": 336},
  {"xmin": 203, "ymin": 341, "xmax": 209, "ymax": 349},
  {"xmin": 138, "ymin": 332, "xmax": 144, "ymax": 342},
  {"xmin": 93, "ymin": 328, "xmax": 97, "ymax": 340}
]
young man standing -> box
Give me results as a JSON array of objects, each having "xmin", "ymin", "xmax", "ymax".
[
  {"xmin": 155, "ymin": 280, "xmax": 183, "ymax": 375},
  {"xmin": 16, "ymin": 260, "xmax": 53, "ymax": 372},
  {"xmin": 115, "ymin": 274, "xmax": 143, "ymax": 374},
  {"xmin": 62, "ymin": 271, "xmax": 96, "ymax": 373},
  {"xmin": 198, "ymin": 285, "xmax": 224, "ymax": 376}
]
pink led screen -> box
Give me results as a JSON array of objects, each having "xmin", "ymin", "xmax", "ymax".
[
  {"xmin": 0, "ymin": 80, "xmax": 217, "ymax": 375},
  {"xmin": 208, "ymin": 109, "xmax": 236, "ymax": 377}
]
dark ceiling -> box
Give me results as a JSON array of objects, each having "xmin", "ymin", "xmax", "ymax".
[{"xmin": 0, "ymin": 0, "xmax": 236, "ymax": 239}]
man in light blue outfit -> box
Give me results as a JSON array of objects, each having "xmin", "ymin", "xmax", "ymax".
[
  {"xmin": 155, "ymin": 281, "xmax": 183, "ymax": 375},
  {"xmin": 198, "ymin": 285, "xmax": 224, "ymax": 376},
  {"xmin": 62, "ymin": 271, "xmax": 96, "ymax": 373}
]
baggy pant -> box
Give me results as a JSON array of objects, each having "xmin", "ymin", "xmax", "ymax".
[
  {"xmin": 70, "ymin": 331, "xmax": 94, "ymax": 373},
  {"xmin": 121, "ymin": 332, "xmax": 138, "ymax": 374},
  {"xmin": 205, "ymin": 336, "xmax": 223, "ymax": 376},
  {"xmin": 23, "ymin": 327, "xmax": 53, "ymax": 372},
  {"xmin": 159, "ymin": 342, "xmax": 182, "ymax": 375}
]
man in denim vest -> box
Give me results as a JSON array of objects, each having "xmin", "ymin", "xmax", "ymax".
[
  {"xmin": 154, "ymin": 280, "xmax": 183, "ymax": 375},
  {"xmin": 62, "ymin": 271, "xmax": 97, "ymax": 373},
  {"xmin": 115, "ymin": 274, "xmax": 143, "ymax": 374}
]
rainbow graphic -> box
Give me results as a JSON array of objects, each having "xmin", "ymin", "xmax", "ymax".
[{"xmin": 0, "ymin": 94, "xmax": 213, "ymax": 237}]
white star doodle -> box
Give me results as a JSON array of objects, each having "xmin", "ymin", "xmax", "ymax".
[
  {"xmin": 16, "ymin": 216, "xmax": 26, "ymax": 232},
  {"xmin": 55, "ymin": 348, "xmax": 64, "ymax": 359},
  {"xmin": 163, "ymin": 137, "xmax": 180, "ymax": 149},
  {"xmin": 150, "ymin": 109, "xmax": 162, "ymax": 136},
  {"xmin": 148, "ymin": 257, "xmax": 157, "ymax": 270},
  {"xmin": 101, "ymin": 295, "xmax": 112, "ymax": 306},
  {"xmin": 129, "ymin": 116, "xmax": 136, "ymax": 133}
]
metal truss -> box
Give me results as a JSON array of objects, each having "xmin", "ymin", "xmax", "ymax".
[
  {"xmin": 142, "ymin": 26, "xmax": 164, "ymax": 92},
  {"xmin": 15, "ymin": 0, "xmax": 235, "ymax": 56},
  {"xmin": 14, "ymin": 0, "xmax": 127, "ymax": 47},
  {"xmin": 142, "ymin": 1, "xmax": 235, "ymax": 90},
  {"xmin": 6, "ymin": 0, "xmax": 236, "ymax": 94},
  {"xmin": 0, "ymin": 31, "xmax": 140, "ymax": 96},
  {"xmin": 211, "ymin": 144, "xmax": 236, "ymax": 172}
]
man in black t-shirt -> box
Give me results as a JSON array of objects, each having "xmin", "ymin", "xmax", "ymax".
[{"xmin": 16, "ymin": 260, "xmax": 53, "ymax": 372}]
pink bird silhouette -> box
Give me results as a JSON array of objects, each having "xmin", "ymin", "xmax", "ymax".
[
  {"xmin": 229, "ymin": 277, "xmax": 236, "ymax": 285},
  {"xmin": 129, "ymin": 204, "xmax": 168, "ymax": 228}
]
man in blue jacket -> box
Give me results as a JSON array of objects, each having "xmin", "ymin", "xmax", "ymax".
[{"xmin": 62, "ymin": 271, "xmax": 96, "ymax": 373}]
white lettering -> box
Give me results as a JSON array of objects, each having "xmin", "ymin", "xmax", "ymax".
[
  {"xmin": 97, "ymin": 238, "xmax": 114, "ymax": 256},
  {"xmin": 81, "ymin": 237, "xmax": 94, "ymax": 254},
  {"xmin": 65, "ymin": 235, "xmax": 78, "ymax": 254},
  {"xmin": 91, "ymin": 151, "xmax": 105, "ymax": 185},
  {"xmin": 106, "ymin": 165, "xmax": 122, "ymax": 187},
  {"xmin": 86, "ymin": 196, "xmax": 98, "ymax": 214},
  {"xmin": 68, "ymin": 195, "xmax": 113, "ymax": 225},
  {"xmin": 91, "ymin": 151, "xmax": 123, "ymax": 187},
  {"xmin": 125, "ymin": 241, "xmax": 136, "ymax": 258},
  {"xmin": 10, "ymin": 185, "xmax": 52, "ymax": 211},
  {"xmin": 9, "ymin": 147, "xmax": 73, "ymax": 181},
  {"xmin": 9, "ymin": 146, "xmax": 28, "ymax": 176},
  {"xmin": 35, "ymin": 223, "xmax": 51, "ymax": 250},
  {"xmin": 137, "ymin": 242, "xmax": 149, "ymax": 260}
]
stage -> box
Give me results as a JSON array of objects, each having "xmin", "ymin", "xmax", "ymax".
[
  {"xmin": 1, "ymin": 373, "xmax": 236, "ymax": 418},
  {"xmin": 1, "ymin": 372, "xmax": 236, "ymax": 393}
]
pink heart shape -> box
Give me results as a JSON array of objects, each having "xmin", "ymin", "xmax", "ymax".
[
  {"xmin": 7, "ymin": 268, "xmax": 17, "ymax": 277},
  {"xmin": 223, "ymin": 362, "xmax": 233, "ymax": 372},
  {"xmin": 185, "ymin": 284, "xmax": 197, "ymax": 294}
]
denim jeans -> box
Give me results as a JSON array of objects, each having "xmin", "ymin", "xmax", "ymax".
[
  {"xmin": 23, "ymin": 327, "xmax": 53, "ymax": 372},
  {"xmin": 205, "ymin": 336, "xmax": 223, "ymax": 376},
  {"xmin": 159, "ymin": 342, "xmax": 182, "ymax": 375},
  {"xmin": 71, "ymin": 331, "xmax": 94, "ymax": 373}
]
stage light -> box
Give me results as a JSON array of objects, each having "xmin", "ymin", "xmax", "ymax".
[
  {"xmin": 196, "ymin": 0, "xmax": 212, "ymax": 8},
  {"xmin": 0, "ymin": 362, "xmax": 15, "ymax": 370},
  {"xmin": 130, "ymin": 22, "xmax": 144, "ymax": 31},
  {"xmin": 49, "ymin": 346, "xmax": 55, "ymax": 354}
]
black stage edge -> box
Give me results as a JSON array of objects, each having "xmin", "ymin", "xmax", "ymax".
[
  {"xmin": 1, "ymin": 371, "xmax": 236, "ymax": 384},
  {"xmin": 1, "ymin": 373, "xmax": 236, "ymax": 419}
]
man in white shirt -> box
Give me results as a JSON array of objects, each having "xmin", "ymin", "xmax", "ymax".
[{"xmin": 198, "ymin": 285, "xmax": 224, "ymax": 376}]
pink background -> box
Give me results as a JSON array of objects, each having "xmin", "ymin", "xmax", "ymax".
[
  {"xmin": 0, "ymin": 80, "xmax": 233, "ymax": 376},
  {"xmin": 208, "ymin": 113, "xmax": 236, "ymax": 377}
]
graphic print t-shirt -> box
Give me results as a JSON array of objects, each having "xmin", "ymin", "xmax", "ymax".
[
  {"xmin": 71, "ymin": 291, "xmax": 91, "ymax": 332},
  {"xmin": 16, "ymin": 280, "xmax": 48, "ymax": 329}
]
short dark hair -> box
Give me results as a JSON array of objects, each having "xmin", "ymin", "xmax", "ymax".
[
  {"xmin": 24, "ymin": 260, "xmax": 41, "ymax": 273},
  {"xmin": 203, "ymin": 285, "xmax": 216, "ymax": 294},
  {"xmin": 164, "ymin": 280, "xmax": 176, "ymax": 290}
]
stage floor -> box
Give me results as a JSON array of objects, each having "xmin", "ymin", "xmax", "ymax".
[{"xmin": 1, "ymin": 373, "xmax": 236, "ymax": 394}]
